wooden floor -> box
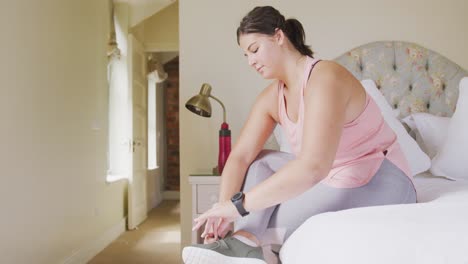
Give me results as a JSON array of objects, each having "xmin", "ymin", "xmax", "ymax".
[{"xmin": 89, "ymin": 200, "xmax": 181, "ymax": 264}]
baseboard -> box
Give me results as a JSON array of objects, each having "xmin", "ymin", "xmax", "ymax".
[
  {"xmin": 61, "ymin": 218, "xmax": 126, "ymax": 264},
  {"xmin": 163, "ymin": 190, "xmax": 180, "ymax": 200},
  {"xmin": 151, "ymin": 191, "xmax": 163, "ymax": 208}
]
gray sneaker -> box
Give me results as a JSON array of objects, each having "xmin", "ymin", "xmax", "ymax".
[{"xmin": 182, "ymin": 236, "xmax": 266, "ymax": 264}]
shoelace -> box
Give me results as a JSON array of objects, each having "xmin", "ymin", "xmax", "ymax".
[{"xmin": 219, "ymin": 237, "xmax": 236, "ymax": 249}]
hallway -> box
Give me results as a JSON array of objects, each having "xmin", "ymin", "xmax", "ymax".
[{"xmin": 89, "ymin": 201, "xmax": 181, "ymax": 264}]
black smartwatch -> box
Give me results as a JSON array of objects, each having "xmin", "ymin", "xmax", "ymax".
[{"xmin": 231, "ymin": 192, "xmax": 249, "ymax": 217}]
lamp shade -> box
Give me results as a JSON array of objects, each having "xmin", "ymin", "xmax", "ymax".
[
  {"xmin": 185, "ymin": 83, "xmax": 231, "ymax": 174},
  {"xmin": 185, "ymin": 83, "xmax": 213, "ymax": 117}
]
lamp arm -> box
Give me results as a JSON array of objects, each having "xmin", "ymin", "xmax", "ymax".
[{"xmin": 209, "ymin": 95, "xmax": 226, "ymax": 123}]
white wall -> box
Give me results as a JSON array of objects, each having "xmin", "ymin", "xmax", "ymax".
[
  {"xmin": 0, "ymin": 0, "xmax": 126, "ymax": 263},
  {"xmin": 179, "ymin": 0, "xmax": 468, "ymax": 246}
]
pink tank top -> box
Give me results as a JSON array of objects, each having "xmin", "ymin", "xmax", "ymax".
[{"xmin": 278, "ymin": 57, "xmax": 412, "ymax": 188}]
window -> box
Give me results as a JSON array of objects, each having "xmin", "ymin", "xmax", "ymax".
[
  {"xmin": 106, "ymin": 13, "xmax": 130, "ymax": 183},
  {"xmin": 147, "ymin": 76, "xmax": 158, "ymax": 170}
]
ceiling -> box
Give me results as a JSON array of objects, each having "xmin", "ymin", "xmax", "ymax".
[
  {"xmin": 114, "ymin": 0, "xmax": 176, "ymax": 27},
  {"xmin": 114, "ymin": 0, "xmax": 173, "ymax": 4}
]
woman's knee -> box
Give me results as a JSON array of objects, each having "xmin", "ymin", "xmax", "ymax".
[
  {"xmin": 247, "ymin": 150, "xmax": 290, "ymax": 175},
  {"xmin": 242, "ymin": 150, "xmax": 294, "ymax": 190},
  {"xmin": 254, "ymin": 149, "xmax": 279, "ymax": 160},
  {"xmin": 255, "ymin": 149, "xmax": 295, "ymax": 170},
  {"xmin": 254, "ymin": 149, "xmax": 294, "ymax": 165},
  {"xmin": 247, "ymin": 150, "xmax": 275, "ymax": 173},
  {"xmin": 244, "ymin": 154, "xmax": 272, "ymax": 184}
]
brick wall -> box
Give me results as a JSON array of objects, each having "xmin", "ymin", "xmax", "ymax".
[{"xmin": 164, "ymin": 57, "xmax": 180, "ymax": 191}]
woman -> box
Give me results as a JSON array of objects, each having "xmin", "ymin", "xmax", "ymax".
[{"xmin": 183, "ymin": 6, "xmax": 416, "ymax": 264}]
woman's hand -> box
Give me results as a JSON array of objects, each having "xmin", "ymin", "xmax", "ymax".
[
  {"xmin": 202, "ymin": 219, "xmax": 234, "ymax": 244},
  {"xmin": 202, "ymin": 219, "xmax": 233, "ymax": 244},
  {"xmin": 192, "ymin": 201, "xmax": 240, "ymax": 241}
]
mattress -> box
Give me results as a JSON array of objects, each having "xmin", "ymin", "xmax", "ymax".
[
  {"xmin": 413, "ymin": 172, "xmax": 468, "ymax": 203},
  {"xmin": 281, "ymin": 172, "xmax": 468, "ymax": 264}
]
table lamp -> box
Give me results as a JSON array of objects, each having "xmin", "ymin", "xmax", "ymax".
[{"xmin": 185, "ymin": 83, "xmax": 231, "ymax": 175}]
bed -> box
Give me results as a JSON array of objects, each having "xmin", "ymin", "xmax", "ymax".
[{"xmin": 274, "ymin": 41, "xmax": 468, "ymax": 264}]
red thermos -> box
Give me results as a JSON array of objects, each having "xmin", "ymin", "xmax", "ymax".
[{"xmin": 218, "ymin": 122, "xmax": 231, "ymax": 174}]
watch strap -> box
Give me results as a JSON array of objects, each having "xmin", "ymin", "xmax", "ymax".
[{"xmin": 231, "ymin": 192, "xmax": 249, "ymax": 217}]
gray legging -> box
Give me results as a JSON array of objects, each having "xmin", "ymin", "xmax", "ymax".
[{"xmin": 234, "ymin": 149, "xmax": 417, "ymax": 245}]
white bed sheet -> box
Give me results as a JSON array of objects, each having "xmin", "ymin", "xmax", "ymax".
[
  {"xmin": 280, "ymin": 173, "xmax": 468, "ymax": 264},
  {"xmin": 413, "ymin": 172, "xmax": 468, "ymax": 203}
]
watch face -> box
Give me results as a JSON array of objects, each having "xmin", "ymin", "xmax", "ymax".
[{"xmin": 232, "ymin": 192, "xmax": 243, "ymax": 201}]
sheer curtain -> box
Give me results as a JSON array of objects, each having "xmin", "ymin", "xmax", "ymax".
[
  {"xmin": 106, "ymin": 55, "xmax": 130, "ymax": 181},
  {"xmin": 106, "ymin": 0, "xmax": 130, "ymax": 182}
]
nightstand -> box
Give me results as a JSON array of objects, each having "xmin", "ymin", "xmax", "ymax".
[{"xmin": 188, "ymin": 174, "xmax": 221, "ymax": 244}]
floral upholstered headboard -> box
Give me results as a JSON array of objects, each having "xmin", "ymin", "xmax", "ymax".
[
  {"xmin": 334, "ymin": 41, "xmax": 468, "ymax": 118},
  {"xmin": 266, "ymin": 41, "xmax": 468, "ymax": 151}
]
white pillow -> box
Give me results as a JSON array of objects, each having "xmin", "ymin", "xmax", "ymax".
[
  {"xmin": 361, "ymin": 79, "xmax": 431, "ymax": 176},
  {"xmin": 402, "ymin": 113, "xmax": 450, "ymax": 158},
  {"xmin": 431, "ymin": 77, "xmax": 468, "ymax": 180}
]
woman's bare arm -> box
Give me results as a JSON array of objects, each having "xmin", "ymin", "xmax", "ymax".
[{"xmin": 218, "ymin": 83, "xmax": 279, "ymax": 202}]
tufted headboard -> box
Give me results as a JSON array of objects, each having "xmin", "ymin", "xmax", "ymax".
[{"xmin": 334, "ymin": 41, "xmax": 468, "ymax": 118}]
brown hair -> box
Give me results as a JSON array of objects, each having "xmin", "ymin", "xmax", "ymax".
[{"xmin": 237, "ymin": 6, "xmax": 313, "ymax": 57}]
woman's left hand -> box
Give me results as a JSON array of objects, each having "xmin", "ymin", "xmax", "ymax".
[{"xmin": 192, "ymin": 200, "xmax": 241, "ymax": 238}]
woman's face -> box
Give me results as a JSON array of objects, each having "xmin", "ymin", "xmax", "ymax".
[{"xmin": 239, "ymin": 32, "xmax": 282, "ymax": 79}]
